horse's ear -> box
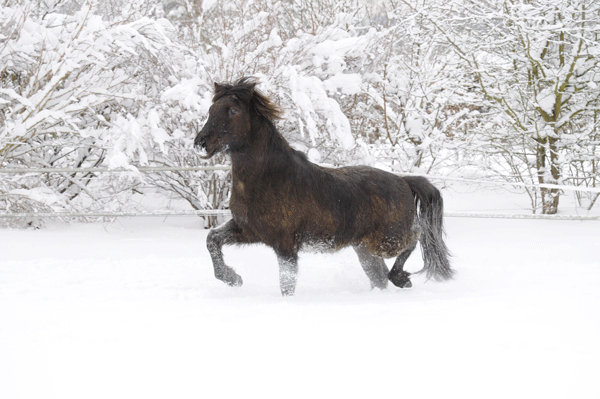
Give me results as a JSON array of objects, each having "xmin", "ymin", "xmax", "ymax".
[{"xmin": 214, "ymin": 83, "xmax": 222, "ymax": 92}]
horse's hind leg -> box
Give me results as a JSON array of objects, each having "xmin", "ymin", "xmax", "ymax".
[
  {"xmin": 353, "ymin": 243, "xmax": 389, "ymax": 290},
  {"xmin": 388, "ymin": 241, "xmax": 417, "ymax": 288},
  {"xmin": 206, "ymin": 219, "xmax": 251, "ymax": 287}
]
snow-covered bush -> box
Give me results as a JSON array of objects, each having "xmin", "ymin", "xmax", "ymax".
[
  {"xmin": 142, "ymin": 74, "xmax": 233, "ymax": 228},
  {"xmin": 2, "ymin": 0, "xmax": 598, "ymax": 226},
  {"xmin": 0, "ymin": 2, "xmax": 183, "ymax": 223},
  {"xmin": 181, "ymin": 0, "xmax": 362, "ymax": 163},
  {"xmin": 171, "ymin": 0, "xmax": 476, "ymax": 169},
  {"xmin": 161, "ymin": 0, "xmax": 600, "ymax": 215}
]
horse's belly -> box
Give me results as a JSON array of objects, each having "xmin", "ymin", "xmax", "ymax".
[{"xmin": 298, "ymin": 233, "xmax": 340, "ymax": 253}]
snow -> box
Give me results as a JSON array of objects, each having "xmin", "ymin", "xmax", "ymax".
[
  {"xmin": 8, "ymin": 187, "xmax": 62, "ymax": 206},
  {"xmin": 536, "ymin": 88, "xmax": 556, "ymax": 115},
  {"xmin": 160, "ymin": 77, "xmax": 206, "ymax": 112},
  {"xmin": 285, "ymin": 70, "xmax": 355, "ymax": 149},
  {"xmin": 1, "ymin": 187, "xmax": 599, "ymax": 398},
  {"xmin": 307, "ymin": 148, "xmax": 322, "ymax": 163},
  {"xmin": 202, "ymin": 0, "xmax": 218, "ymax": 13},
  {"xmin": 255, "ymin": 28, "xmax": 283, "ymax": 53},
  {"xmin": 311, "ymin": 36, "xmax": 364, "ymax": 58},
  {"xmin": 324, "ymin": 73, "xmax": 362, "ymax": 95}
]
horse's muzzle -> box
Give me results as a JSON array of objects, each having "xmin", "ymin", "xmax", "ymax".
[
  {"xmin": 193, "ymin": 135, "xmax": 211, "ymax": 159},
  {"xmin": 193, "ymin": 131, "xmax": 205, "ymax": 149}
]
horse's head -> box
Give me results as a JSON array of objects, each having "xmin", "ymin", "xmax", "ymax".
[
  {"xmin": 194, "ymin": 77, "xmax": 282, "ymax": 159},
  {"xmin": 194, "ymin": 84, "xmax": 251, "ymax": 159}
]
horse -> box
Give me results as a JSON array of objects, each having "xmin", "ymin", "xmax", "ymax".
[{"xmin": 194, "ymin": 77, "xmax": 454, "ymax": 296}]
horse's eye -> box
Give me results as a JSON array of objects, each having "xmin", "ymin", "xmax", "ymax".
[{"xmin": 229, "ymin": 107, "xmax": 239, "ymax": 117}]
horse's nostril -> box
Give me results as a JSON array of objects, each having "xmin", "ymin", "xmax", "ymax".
[
  {"xmin": 194, "ymin": 136, "xmax": 205, "ymax": 149},
  {"xmin": 194, "ymin": 136, "xmax": 211, "ymax": 158}
]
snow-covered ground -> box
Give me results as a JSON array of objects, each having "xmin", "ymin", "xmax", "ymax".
[{"xmin": 1, "ymin": 186, "xmax": 599, "ymax": 399}]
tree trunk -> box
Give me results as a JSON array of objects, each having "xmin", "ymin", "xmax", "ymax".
[{"xmin": 536, "ymin": 137, "xmax": 560, "ymax": 214}]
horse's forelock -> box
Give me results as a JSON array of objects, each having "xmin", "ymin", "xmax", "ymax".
[{"xmin": 213, "ymin": 77, "xmax": 283, "ymax": 121}]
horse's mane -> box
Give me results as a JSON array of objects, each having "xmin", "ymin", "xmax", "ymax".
[{"xmin": 213, "ymin": 77, "xmax": 283, "ymax": 121}]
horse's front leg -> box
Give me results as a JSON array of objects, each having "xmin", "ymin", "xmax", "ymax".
[
  {"xmin": 276, "ymin": 252, "xmax": 299, "ymax": 296},
  {"xmin": 206, "ymin": 219, "xmax": 251, "ymax": 287}
]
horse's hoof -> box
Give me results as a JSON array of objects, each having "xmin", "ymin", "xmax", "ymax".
[
  {"xmin": 226, "ymin": 274, "xmax": 243, "ymax": 287},
  {"xmin": 370, "ymin": 281, "xmax": 388, "ymax": 290},
  {"xmin": 216, "ymin": 267, "xmax": 243, "ymax": 287},
  {"xmin": 280, "ymin": 282, "xmax": 297, "ymax": 296},
  {"xmin": 391, "ymin": 279, "xmax": 412, "ymax": 288},
  {"xmin": 389, "ymin": 271, "xmax": 412, "ymax": 288}
]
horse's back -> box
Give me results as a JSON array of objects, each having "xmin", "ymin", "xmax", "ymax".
[{"xmin": 330, "ymin": 165, "xmax": 414, "ymax": 208}]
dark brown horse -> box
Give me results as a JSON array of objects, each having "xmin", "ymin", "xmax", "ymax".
[{"xmin": 194, "ymin": 77, "xmax": 454, "ymax": 295}]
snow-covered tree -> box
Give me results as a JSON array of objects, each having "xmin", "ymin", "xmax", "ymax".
[
  {"xmin": 432, "ymin": 0, "xmax": 600, "ymax": 213},
  {"xmin": 347, "ymin": 2, "xmax": 479, "ymax": 174}
]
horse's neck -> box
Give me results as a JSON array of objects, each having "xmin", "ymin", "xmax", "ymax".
[{"xmin": 230, "ymin": 124, "xmax": 294, "ymax": 182}]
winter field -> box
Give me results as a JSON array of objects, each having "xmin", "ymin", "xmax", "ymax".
[{"xmin": 1, "ymin": 185, "xmax": 599, "ymax": 399}]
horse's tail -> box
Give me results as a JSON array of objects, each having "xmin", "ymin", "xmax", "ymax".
[{"xmin": 403, "ymin": 176, "xmax": 454, "ymax": 281}]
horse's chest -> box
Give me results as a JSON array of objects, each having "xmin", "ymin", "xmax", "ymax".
[
  {"xmin": 230, "ymin": 182, "xmax": 265, "ymax": 225},
  {"xmin": 230, "ymin": 181, "xmax": 295, "ymax": 232},
  {"xmin": 230, "ymin": 182, "xmax": 249, "ymax": 221}
]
